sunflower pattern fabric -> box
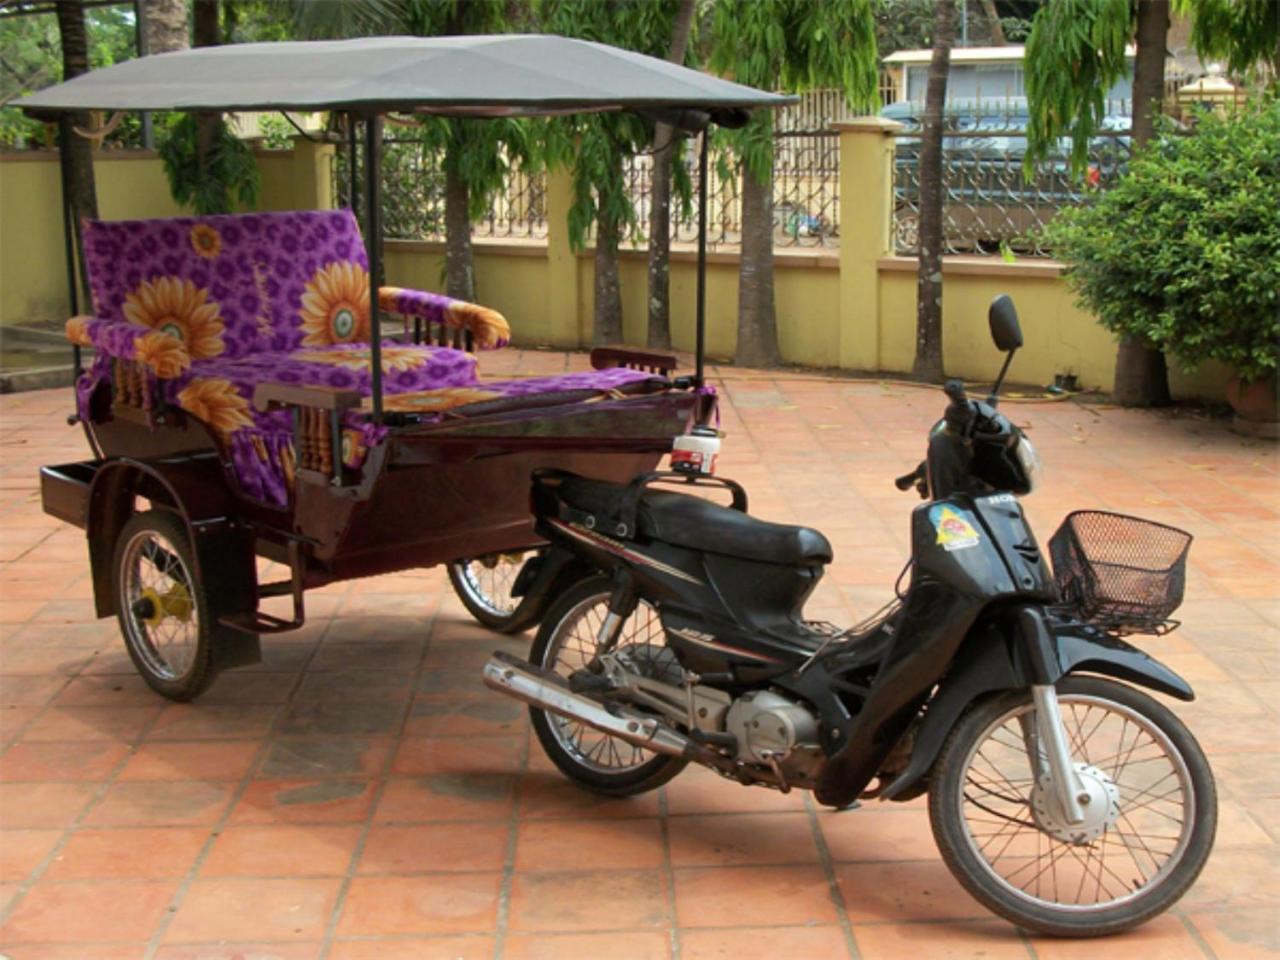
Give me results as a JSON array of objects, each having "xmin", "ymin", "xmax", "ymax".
[
  {"xmin": 69, "ymin": 209, "xmax": 664, "ymax": 509},
  {"xmin": 379, "ymin": 287, "xmax": 511, "ymax": 350}
]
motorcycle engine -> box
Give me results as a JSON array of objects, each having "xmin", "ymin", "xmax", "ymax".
[{"xmin": 725, "ymin": 690, "xmax": 823, "ymax": 785}]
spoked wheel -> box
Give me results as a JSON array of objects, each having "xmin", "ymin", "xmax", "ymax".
[
  {"xmin": 113, "ymin": 511, "xmax": 215, "ymax": 701},
  {"xmin": 529, "ymin": 576, "xmax": 687, "ymax": 796},
  {"xmin": 930, "ymin": 676, "xmax": 1216, "ymax": 937},
  {"xmin": 448, "ymin": 549, "xmax": 542, "ymax": 633}
]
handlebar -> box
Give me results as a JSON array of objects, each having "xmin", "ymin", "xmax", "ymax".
[{"xmin": 894, "ymin": 467, "xmax": 921, "ymax": 491}]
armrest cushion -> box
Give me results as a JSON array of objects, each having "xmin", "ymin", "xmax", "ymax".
[
  {"xmin": 66, "ymin": 316, "xmax": 192, "ymax": 379},
  {"xmin": 378, "ymin": 287, "xmax": 511, "ymax": 350}
]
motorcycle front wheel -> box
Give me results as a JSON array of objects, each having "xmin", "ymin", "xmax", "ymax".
[{"xmin": 929, "ymin": 676, "xmax": 1216, "ymax": 937}]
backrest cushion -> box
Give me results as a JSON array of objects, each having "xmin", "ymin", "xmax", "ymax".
[{"xmin": 82, "ymin": 209, "xmax": 371, "ymax": 360}]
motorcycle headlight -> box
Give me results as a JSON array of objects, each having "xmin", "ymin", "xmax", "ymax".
[{"xmin": 1015, "ymin": 435, "xmax": 1042, "ymax": 493}]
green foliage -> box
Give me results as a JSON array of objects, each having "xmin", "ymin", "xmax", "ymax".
[
  {"xmin": 257, "ymin": 113, "xmax": 295, "ymax": 150},
  {"xmin": 709, "ymin": 0, "xmax": 878, "ymax": 182},
  {"xmin": 0, "ymin": 3, "xmax": 141, "ymax": 148},
  {"xmin": 1023, "ymin": 0, "xmax": 1132, "ymax": 174},
  {"xmin": 293, "ymin": 0, "xmax": 533, "ymax": 227},
  {"xmin": 158, "ymin": 113, "xmax": 261, "ymax": 214},
  {"xmin": 1176, "ymin": 0, "xmax": 1280, "ymax": 78},
  {"xmin": 1045, "ymin": 101, "xmax": 1280, "ymax": 383},
  {"xmin": 537, "ymin": 0, "xmax": 683, "ymax": 252}
]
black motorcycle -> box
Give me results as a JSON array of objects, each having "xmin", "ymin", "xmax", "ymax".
[{"xmin": 483, "ymin": 295, "xmax": 1216, "ymax": 937}]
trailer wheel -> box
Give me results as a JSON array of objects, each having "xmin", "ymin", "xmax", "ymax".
[
  {"xmin": 448, "ymin": 549, "xmax": 543, "ymax": 633},
  {"xmin": 113, "ymin": 510, "xmax": 216, "ymax": 701}
]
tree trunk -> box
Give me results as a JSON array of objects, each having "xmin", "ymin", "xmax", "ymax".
[
  {"xmin": 913, "ymin": 0, "xmax": 956, "ymax": 383},
  {"xmin": 646, "ymin": 0, "xmax": 696, "ymax": 349},
  {"xmin": 1112, "ymin": 0, "xmax": 1172, "ymax": 406},
  {"xmin": 141, "ymin": 0, "xmax": 189, "ymax": 54},
  {"xmin": 54, "ymin": 0, "xmax": 99, "ymax": 307},
  {"xmin": 736, "ymin": 163, "xmax": 782, "ymax": 367},
  {"xmin": 979, "ymin": 0, "xmax": 1005, "ymax": 45},
  {"xmin": 192, "ymin": 0, "xmax": 224, "ymax": 211},
  {"xmin": 444, "ymin": 160, "xmax": 476, "ymax": 301},
  {"xmin": 594, "ymin": 200, "xmax": 624, "ymax": 346}
]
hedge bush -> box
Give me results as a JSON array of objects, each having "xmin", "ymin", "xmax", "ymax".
[{"xmin": 1047, "ymin": 98, "xmax": 1280, "ymax": 384}]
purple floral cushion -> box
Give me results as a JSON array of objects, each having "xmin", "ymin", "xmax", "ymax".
[{"xmin": 82, "ymin": 210, "xmax": 372, "ymax": 361}]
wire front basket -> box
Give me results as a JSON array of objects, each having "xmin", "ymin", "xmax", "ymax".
[{"xmin": 1048, "ymin": 510, "xmax": 1193, "ymax": 635}]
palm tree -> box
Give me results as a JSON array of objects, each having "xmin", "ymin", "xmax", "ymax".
[
  {"xmin": 710, "ymin": 0, "xmax": 879, "ymax": 367},
  {"xmin": 912, "ymin": 0, "xmax": 956, "ymax": 383},
  {"xmin": 1025, "ymin": 0, "xmax": 1279, "ymax": 405},
  {"xmin": 539, "ymin": 0, "xmax": 684, "ymax": 345},
  {"xmin": 645, "ymin": 0, "xmax": 696, "ymax": 350},
  {"xmin": 294, "ymin": 0, "xmax": 529, "ymax": 302},
  {"xmin": 53, "ymin": 0, "xmax": 98, "ymax": 306}
]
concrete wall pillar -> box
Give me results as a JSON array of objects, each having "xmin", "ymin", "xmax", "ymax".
[
  {"xmin": 544, "ymin": 167, "xmax": 581, "ymax": 347},
  {"xmin": 290, "ymin": 139, "xmax": 336, "ymax": 211},
  {"xmin": 834, "ymin": 117, "xmax": 901, "ymax": 371}
]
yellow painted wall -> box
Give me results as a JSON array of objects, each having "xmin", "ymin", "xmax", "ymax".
[
  {"xmin": 0, "ymin": 140, "xmax": 1233, "ymax": 401},
  {"xmin": 0, "ymin": 145, "xmax": 329, "ymax": 328}
]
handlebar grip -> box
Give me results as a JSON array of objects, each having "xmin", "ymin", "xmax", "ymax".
[
  {"xmin": 894, "ymin": 468, "xmax": 920, "ymax": 491},
  {"xmin": 943, "ymin": 378, "xmax": 968, "ymax": 402}
]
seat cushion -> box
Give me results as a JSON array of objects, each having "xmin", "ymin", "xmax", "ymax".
[
  {"xmin": 82, "ymin": 210, "xmax": 372, "ymax": 360},
  {"xmin": 154, "ymin": 342, "xmax": 477, "ymax": 508},
  {"xmin": 558, "ymin": 476, "xmax": 833, "ymax": 567},
  {"xmin": 378, "ymin": 366, "xmax": 666, "ymax": 415}
]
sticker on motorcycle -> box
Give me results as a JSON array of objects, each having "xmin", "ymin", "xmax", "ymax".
[{"xmin": 931, "ymin": 505, "xmax": 981, "ymax": 552}]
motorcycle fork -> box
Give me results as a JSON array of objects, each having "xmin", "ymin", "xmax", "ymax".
[{"xmin": 1017, "ymin": 608, "xmax": 1087, "ymax": 825}]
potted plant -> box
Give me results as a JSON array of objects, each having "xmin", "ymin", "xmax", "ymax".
[{"xmin": 1047, "ymin": 98, "xmax": 1279, "ymax": 430}]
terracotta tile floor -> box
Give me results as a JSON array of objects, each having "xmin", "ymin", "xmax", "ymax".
[{"xmin": 1, "ymin": 351, "xmax": 1278, "ymax": 959}]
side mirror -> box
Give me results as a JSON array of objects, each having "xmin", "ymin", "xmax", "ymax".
[{"xmin": 989, "ymin": 294, "xmax": 1023, "ymax": 352}]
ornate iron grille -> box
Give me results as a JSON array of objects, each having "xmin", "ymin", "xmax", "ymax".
[
  {"xmin": 331, "ymin": 138, "xmax": 547, "ymax": 241},
  {"xmin": 890, "ymin": 129, "xmax": 1131, "ymax": 258},
  {"xmin": 623, "ymin": 130, "xmax": 839, "ymax": 251}
]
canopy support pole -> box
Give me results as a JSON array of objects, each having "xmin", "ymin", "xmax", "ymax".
[
  {"xmin": 365, "ymin": 113, "xmax": 384, "ymax": 424},
  {"xmin": 695, "ymin": 128, "xmax": 709, "ymax": 387}
]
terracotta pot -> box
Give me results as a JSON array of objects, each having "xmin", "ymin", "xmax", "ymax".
[{"xmin": 1225, "ymin": 374, "xmax": 1279, "ymax": 423}]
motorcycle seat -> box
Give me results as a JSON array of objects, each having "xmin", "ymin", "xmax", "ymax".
[{"xmin": 557, "ymin": 477, "xmax": 833, "ymax": 567}]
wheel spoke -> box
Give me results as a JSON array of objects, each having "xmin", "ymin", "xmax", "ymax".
[{"xmin": 955, "ymin": 690, "xmax": 1197, "ymax": 915}]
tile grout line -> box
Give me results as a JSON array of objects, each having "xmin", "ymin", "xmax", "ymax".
[
  {"xmin": 0, "ymin": 622, "xmax": 139, "ymax": 930},
  {"xmin": 141, "ymin": 615, "xmax": 336, "ymax": 960},
  {"xmin": 316, "ymin": 593, "xmax": 439, "ymax": 960},
  {"xmin": 0, "ymin": 700, "xmax": 169, "ymax": 938},
  {"xmin": 657, "ymin": 785, "xmax": 681, "ymax": 960},
  {"xmin": 1176, "ymin": 907, "xmax": 1220, "ymax": 960},
  {"xmin": 490, "ymin": 721, "xmax": 527, "ymax": 960},
  {"xmin": 803, "ymin": 792, "xmax": 861, "ymax": 960}
]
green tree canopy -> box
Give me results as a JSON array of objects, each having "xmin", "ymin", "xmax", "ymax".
[{"xmin": 1046, "ymin": 100, "xmax": 1280, "ymax": 383}]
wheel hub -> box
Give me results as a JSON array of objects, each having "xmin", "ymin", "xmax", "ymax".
[
  {"xmin": 1030, "ymin": 762, "xmax": 1121, "ymax": 844},
  {"xmin": 135, "ymin": 584, "xmax": 192, "ymax": 627}
]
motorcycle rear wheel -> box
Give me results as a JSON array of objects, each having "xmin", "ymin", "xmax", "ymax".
[
  {"xmin": 529, "ymin": 576, "xmax": 687, "ymax": 796},
  {"xmin": 929, "ymin": 676, "xmax": 1216, "ymax": 937}
]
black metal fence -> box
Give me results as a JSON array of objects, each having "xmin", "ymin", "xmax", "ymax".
[
  {"xmin": 889, "ymin": 130, "xmax": 1131, "ymax": 258},
  {"xmin": 332, "ymin": 120, "xmax": 1128, "ymax": 259},
  {"xmin": 331, "ymin": 139, "xmax": 547, "ymax": 241}
]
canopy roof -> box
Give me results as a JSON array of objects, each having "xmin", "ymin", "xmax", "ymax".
[{"xmin": 19, "ymin": 34, "xmax": 793, "ymax": 120}]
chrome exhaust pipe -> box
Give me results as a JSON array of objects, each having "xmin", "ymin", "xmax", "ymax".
[{"xmin": 483, "ymin": 651, "xmax": 697, "ymax": 759}]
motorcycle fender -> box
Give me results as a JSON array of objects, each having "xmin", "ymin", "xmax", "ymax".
[
  {"xmin": 505, "ymin": 545, "xmax": 591, "ymax": 630},
  {"xmin": 878, "ymin": 625, "xmax": 1194, "ymax": 802}
]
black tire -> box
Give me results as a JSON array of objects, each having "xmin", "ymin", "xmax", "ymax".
[
  {"xmin": 112, "ymin": 510, "xmax": 216, "ymax": 701},
  {"xmin": 448, "ymin": 550, "xmax": 543, "ymax": 633},
  {"xmin": 929, "ymin": 676, "xmax": 1216, "ymax": 937},
  {"xmin": 528, "ymin": 576, "xmax": 687, "ymax": 796}
]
